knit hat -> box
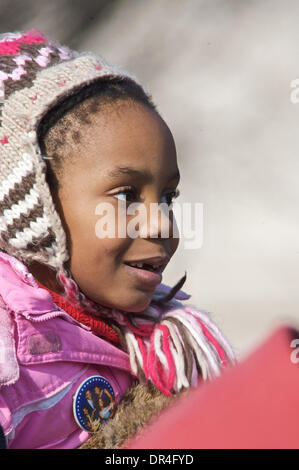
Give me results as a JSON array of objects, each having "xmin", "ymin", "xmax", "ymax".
[
  {"xmin": 0, "ymin": 29, "xmax": 140, "ymax": 271},
  {"xmin": 0, "ymin": 29, "xmax": 236, "ymax": 395}
]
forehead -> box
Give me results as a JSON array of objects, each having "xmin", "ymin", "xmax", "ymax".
[{"xmin": 68, "ymin": 101, "xmax": 179, "ymax": 178}]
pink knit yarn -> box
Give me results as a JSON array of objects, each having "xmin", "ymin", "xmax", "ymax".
[
  {"xmin": 59, "ymin": 271, "xmax": 80, "ymax": 303},
  {"xmin": 123, "ymin": 317, "xmax": 155, "ymax": 337},
  {"xmin": 186, "ymin": 307, "xmax": 229, "ymax": 365},
  {"xmin": 148, "ymin": 336, "xmax": 172, "ymax": 397},
  {"xmin": 0, "ymin": 30, "xmax": 45, "ymax": 55},
  {"xmin": 198, "ymin": 318, "xmax": 228, "ymax": 365},
  {"xmin": 157, "ymin": 324, "xmax": 176, "ymax": 391}
]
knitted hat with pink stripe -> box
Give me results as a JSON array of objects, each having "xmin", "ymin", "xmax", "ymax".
[{"xmin": 0, "ymin": 29, "xmax": 236, "ymax": 395}]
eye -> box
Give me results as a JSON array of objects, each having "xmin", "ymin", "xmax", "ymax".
[
  {"xmin": 113, "ymin": 186, "xmax": 138, "ymax": 203},
  {"xmin": 112, "ymin": 187, "xmax": 180, "ymax": 205},
  {"xmin": 162, "ymin": 189, "xmax": 180, "ymax": 206}
]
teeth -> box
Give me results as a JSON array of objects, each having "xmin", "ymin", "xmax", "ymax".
[
  {"xmin": 127, "ymin": 261, "xmax": 162, "ymax": 271},
  {"xmin": 129, "ymin": 262, "xmax": 143, "ymax": 268}
]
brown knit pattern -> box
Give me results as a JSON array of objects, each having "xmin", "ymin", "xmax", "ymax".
[
  {"xmin": 0, "ymin": 43, "xmax": 62, "ymax": 107},
  {"xmin": 2, "ymin": 202, "xmax": 44, "ymax": 236},
  {"xmin": 26, "ymin": 228, "xmax": 57, "ymax": 253},
  {"xmin": 0, "ymin": 171, "xmax": 36, "ymax": 214}
]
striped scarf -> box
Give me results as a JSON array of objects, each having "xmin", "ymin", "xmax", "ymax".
[{"xmin": 39, "ymin": 271, "xmax": 237, "ymax": 397}]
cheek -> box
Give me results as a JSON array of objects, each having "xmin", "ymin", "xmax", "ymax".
[
  {"xmin": 69, "ymin": 236, "xmax": 131, "ymax": 305},
  {"xmin": 71, "ymin": 232, "xmax": 131, "ymax": 271},
  {"xmin": 60, "ymin": 196, "xmax": 130, "ymax": 271},
  {"xmin": 62, "ymin": 195, "xmax": 123, "ymax": 254}
]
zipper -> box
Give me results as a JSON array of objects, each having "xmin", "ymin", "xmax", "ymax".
[{"xmin": 20, "ymin": 307, "xmax": 91, "ymax": 331}]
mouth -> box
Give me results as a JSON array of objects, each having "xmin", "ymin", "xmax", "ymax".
[
  {"xmin": 123, "ymin": 256, "xmax": 169, "ymax": 287},
  {"xmin": 123, "ymin": 256, "xmax": 168, "ymax": 273}
]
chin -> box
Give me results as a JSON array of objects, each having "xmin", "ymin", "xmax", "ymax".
[
  {"xmin": 84, "ymin": 288, "xmax": 154, "ymax": 313},
  {"xmin": 113, "ymin": 292, "xmax": 153, "ymax": 314}
]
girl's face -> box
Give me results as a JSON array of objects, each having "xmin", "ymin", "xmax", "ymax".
[{"xmin": 51, "ymin": 100, "xmax": 180, "ymax": 313}]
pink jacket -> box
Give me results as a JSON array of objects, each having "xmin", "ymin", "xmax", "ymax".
[{"xmin": 0, "ymin": 251, "xmax": 135, "ymax": 449}]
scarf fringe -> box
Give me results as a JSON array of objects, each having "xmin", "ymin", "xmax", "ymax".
[
  {"xmin": 57, "ymin": 268, "xmax": 237, "ymax": 396},
  {"xmin": 119, "ymin": 304, "xmax": 237, "ymax": 396}
]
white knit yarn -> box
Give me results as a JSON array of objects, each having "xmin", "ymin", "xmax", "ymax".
[
  {"xmin": 186, "ymin": 306, "xmax": 237, "ymax": 365},
  {"xmin": 164, "ymin": 311, "xmax": 221, "ymax": 376},
  {"xmin": 0, "ymin": 152, "xmax": 33, "ymax": 201},
  {"xmin": 124, "ymin": 331, "xmax": 139, "ymax": 376},
  {"xmin": 154, "ymin": 329, "xmax": 169, "ymax": 373},
  {"xmin": 1, "ymin": 184, "xmax": 40, "ymax": 231}
]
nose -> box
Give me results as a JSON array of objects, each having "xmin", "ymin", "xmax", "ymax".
[{"xmin": 138, "ymin": 201, "xmax": 177, "ymax": 239}]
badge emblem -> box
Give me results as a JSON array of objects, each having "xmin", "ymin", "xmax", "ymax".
[{"xmin": 73, "ymin": 376, "xmax": 116, "ymax": 433}]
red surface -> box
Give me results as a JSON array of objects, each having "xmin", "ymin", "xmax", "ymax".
[{"xmin": 127, "ymin": 324, "xmax": 299, "ymax": 449}]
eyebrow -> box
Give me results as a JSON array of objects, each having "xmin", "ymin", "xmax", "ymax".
[{"xmin": 106, "ymin": 166, "xmax": 180, "ymax": 183}]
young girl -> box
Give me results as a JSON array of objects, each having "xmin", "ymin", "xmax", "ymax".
[{"xmin": 0, "ymin": 29, "xmax": 236, "ymax": 449}]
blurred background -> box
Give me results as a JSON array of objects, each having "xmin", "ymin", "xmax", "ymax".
[{"xmin": 2, "ymin": 0, "xmax": 299, "ymax": 360}]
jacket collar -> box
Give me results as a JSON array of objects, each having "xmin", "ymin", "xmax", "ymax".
[
  {"xmin": 0, "ymin": 250, "xmax": 59, "ymax": 316},
  {"xmin": 0, "ymin": 251, "xmax": 132, "ymax": 373}
]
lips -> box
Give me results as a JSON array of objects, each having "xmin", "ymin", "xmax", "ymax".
[
  {"xmin": 123, "ymin": 255, "xmax": 169, "ymax": 288},
  {"xmin": 123, "ymin": 262, "xmax": 163, "ymax": 287}
]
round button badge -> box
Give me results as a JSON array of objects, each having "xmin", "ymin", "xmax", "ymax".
[{"xmin": 73, "ymin": 376, "xmax": 116, "ymax": 433}]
